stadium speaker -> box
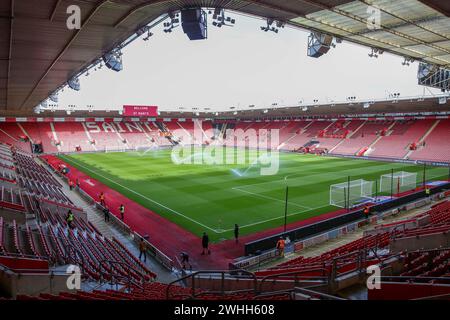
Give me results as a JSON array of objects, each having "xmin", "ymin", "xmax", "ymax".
[
  {"xmin": 68, "ymin": 77, "xmax": 80, "ymax": 91},
  {"xmin": 102, "ymin": 52, "xmax": 123, "ymax": 72},
  {"xmin": 181, "ymin": 8, "xmax": 207, "ymax": 40},
  {"xmin": 49, "ymin": 92, "xmax": 58, "ymax": 103},
  {"xmin": 307, "ymin": 32, "xmax": 333, "ymax": 58}
]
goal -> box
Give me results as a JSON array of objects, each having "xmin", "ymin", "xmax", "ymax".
[
  {"xmin": 330, "ymin": 179, "xmax": 374, "ymax": 208},
  {"xmin": 380, "ymin": 171, "xmax": 417, "ymax": 195}
]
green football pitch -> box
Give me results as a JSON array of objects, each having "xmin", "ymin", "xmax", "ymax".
[{"xmin": 58, "ymin": 148, "xmax": 448, "ymax": 241}]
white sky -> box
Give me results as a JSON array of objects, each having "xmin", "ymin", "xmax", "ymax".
[{"xmin": 58, "ymin": 11, "xmax": 439, "ymax": 112}]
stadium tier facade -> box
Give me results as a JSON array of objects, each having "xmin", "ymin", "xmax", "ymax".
[{"xmin": 0, "ymin": 115, "xmax": 449, "ymax": 164}]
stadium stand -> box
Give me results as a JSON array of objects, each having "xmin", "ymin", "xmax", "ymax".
[
  {"xmin": 0, "ymin": 118, "xmax": 449, "ymax": 164},
  {"xmin": 409, "ymin": 119, "xmax": 450, "ymax": 162},
  {"xmin": 255, "ymin": 201, "xmax": 450, "ymax": 287}
]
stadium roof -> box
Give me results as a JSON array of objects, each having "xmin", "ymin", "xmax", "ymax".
[{"xmin": 1, "ymin": 0, "xmax": 449, "ymax": 113}]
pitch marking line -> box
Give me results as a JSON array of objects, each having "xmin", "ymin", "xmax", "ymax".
[
  {"xmin": 219, "ymin": 203, "xmax": 331, "ymax": 232},
  {"xmin": 62, "ymin": 156, "xmax": 221, "ymax": 234},
  {"xmin": 231, "ymin": 186, "xmax": 312, "ymax": 210}
]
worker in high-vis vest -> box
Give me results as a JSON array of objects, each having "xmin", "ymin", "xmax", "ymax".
[
  {"xmin": 276, "ymin": 237, "xmax": 286, "ymax": 258},
  {"xmin": 66, "ymin": 210, "xmax": 74, "ymax": 228},
  {"xmin": 364, "ymin": 205, "xmax": 370, "ymax": 219}
]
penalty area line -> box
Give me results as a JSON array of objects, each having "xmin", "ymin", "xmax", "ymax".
[
  {"xmin": 220, "ymin": 203, "xmax": 332, "ymax": 232},
  {"xmin": 232, "ymin": 186, "xmax": 312, "ymax": 210}
]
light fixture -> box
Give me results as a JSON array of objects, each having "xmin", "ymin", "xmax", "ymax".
[
  {"xmin": 143, "ymin": 30, "xmax": 153, "ymax": 41},
  {"xmin": 261, "ymin": 18, "xmax": 283, "ymax": 33},
  {"xmin": 402, "ymin": 57, "xmax": 414, "ymax": 66},
  {"xmin": 163, "ymin": 12, "xmax": 180, "ymax": 33},
  {"xmin": 102, "ymin": 49, "xmax": 123, "ymax": 72},
  {"xmin": 211, "ymin": 8, "xmax": 236, "ymax": 28},
  {"xmin": 368, "ymin": 48, "xmax": 383, "ymax": 58}
]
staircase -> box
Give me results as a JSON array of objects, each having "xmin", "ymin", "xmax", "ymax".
[
  {"xmin": 404, "ymin": 119, "xmax": 440, "ymax": 159},
  {"xmin": 364, "ymin": 121, "xmax": 397, "ymax": 156}
]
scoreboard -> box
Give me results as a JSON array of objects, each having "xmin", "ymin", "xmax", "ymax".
[{"xmin": 122, "ymin": 105, "xmax": 158, "ymax": 117}]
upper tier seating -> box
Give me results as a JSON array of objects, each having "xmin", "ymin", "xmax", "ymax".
[
  {"xmin": 369, "ymin": 120, "xmax": 434, "ymax": 158},
  {"xmin": 0, "ymin": 118, "xmax": 449, "ymax": 163},
  {"xmin": 409, "ymin": 119, "xmax": 450, "ymax": 162},
  {"xmin": 331, "ymin": 120, "xmax": 394, "ymax": 155}
]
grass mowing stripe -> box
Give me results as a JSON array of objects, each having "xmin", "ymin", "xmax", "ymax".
[
  {"xmin": 60, "ymin": 155, "xmax": 221, "ymax": 234},
  {"xmin": 60, "ymin": 149, "xmax": 448, "ymax": 241}
]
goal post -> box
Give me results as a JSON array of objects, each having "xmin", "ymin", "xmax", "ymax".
[
  {"xmin": 330, "ymin": 179, "xmax": 374, "ymax": 208},
  {"xmin": 379, "ymin": 171, "xmax": 417, "ymax": 195}
]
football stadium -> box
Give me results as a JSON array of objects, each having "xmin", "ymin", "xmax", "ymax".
[{"xmin": 0, "ymin": 0, "xmax": 450, "ymax": 310}]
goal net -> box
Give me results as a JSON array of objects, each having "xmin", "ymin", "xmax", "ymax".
[
  {"xmin": 380, "ymin": 171, "xmax": 417, "ymax": 195},
  {"xmin": 330, "ymin": 179, "xmax": 374, "ymax": 208}
]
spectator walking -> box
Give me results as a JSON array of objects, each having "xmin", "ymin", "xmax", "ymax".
[
  {"xmin": 234, "ymin": 224, "xmax": 239, "ymax": 243},
  {"xmin": 201, "ymin": 232, "xmax": 210, "ymax": 255}
]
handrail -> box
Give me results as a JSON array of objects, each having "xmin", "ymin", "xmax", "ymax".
[
  {"xmin": 63, "ymin": 243, "xmax": 86, "ymax": 276},
  {"xmin": 412, "ymin": 293, "xmax": 450, "ymax": 300},
  {"xmin": 292, "ymin": 287, "xmax": 347, "ymax": 300},
  {"xmin": 258, "ymin": 269, "xmax": 329, "ymax": 293},
  {"xmin": 166, "ymin": 269, "xmax": 258, "ymax": 300},
  {"xmin": 380, "ymin": 275, "xmax": 450, "ymax": 283},
  {"xmin": 97, "ymin": 259, "xmax": 149, "ymax": 292}
]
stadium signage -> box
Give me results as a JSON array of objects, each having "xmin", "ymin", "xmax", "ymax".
[{"xmin": 123, "ymin": 105, "xmax": 158, "ymax": 117}]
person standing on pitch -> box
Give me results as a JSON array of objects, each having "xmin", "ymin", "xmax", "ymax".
[
  {"xmin": 119, "ymin": 204, "xmax": 125, "ymax": 221},
  {"xmin": 139, "ymin": 236, "xmax": 149, "ymax": 262},
  {"xmin": 234, "ymin": 224, "xmax": 239, "ymax": 243},
  {"xmin": 99, "ymin": 192, "xmax": 106, "ymax": 206},
  {"xmin": 201, "ymin": 232, "xmax": 210, "ymax": 255}
]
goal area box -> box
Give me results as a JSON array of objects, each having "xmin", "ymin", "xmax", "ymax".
[
  {"xmin": 330, "ymin": 179, "xmax": 374, "ymax": 208},
  {"xmin": 380, "ymin": 171, "xmax": 417, "ymax": 195}
]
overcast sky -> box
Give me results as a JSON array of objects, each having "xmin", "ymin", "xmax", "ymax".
[{"xmin": 58, "ymin": 11, "xmax": 439, "ymax": 112}]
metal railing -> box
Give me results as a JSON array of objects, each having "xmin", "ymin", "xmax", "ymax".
[
  {"xmin": 258, "ymin": 269, "xmax": 329, "ymax": 293},
  {"xmin": 166, "ymin": 269, "xmax": 258, "ymax": 300},
  {"xmin": 97, "ymin": 259, "xmax": 150, "ymax": 292}
]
